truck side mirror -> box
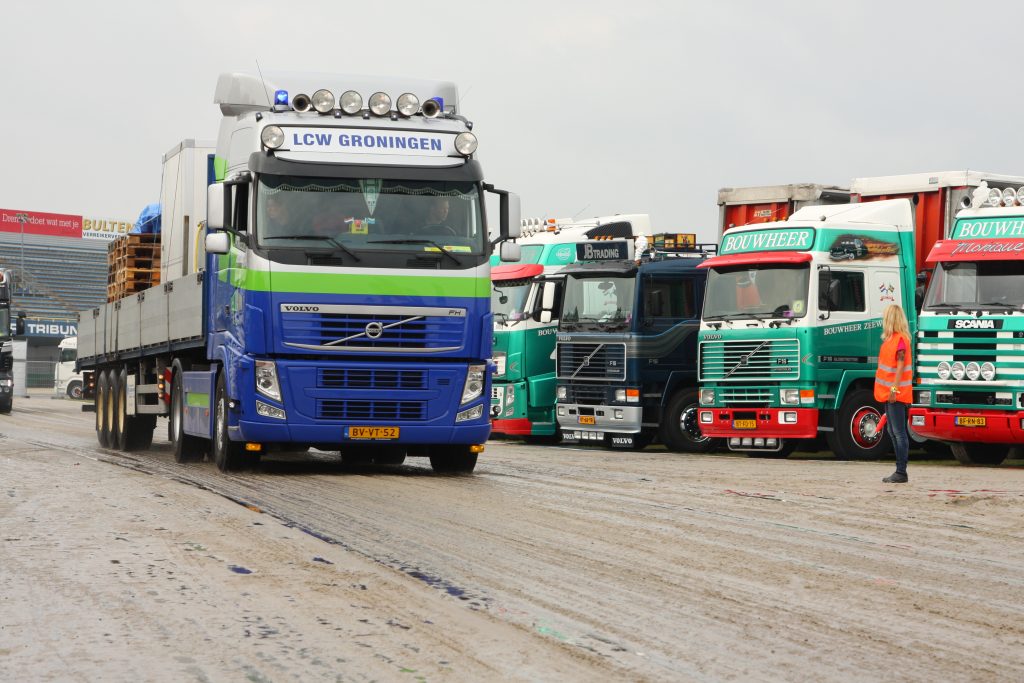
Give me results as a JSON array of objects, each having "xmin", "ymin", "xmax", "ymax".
[
  {"xmin": 541, "ymin": 281, "xmax": 556, "ymax": 310},
  {"xmin": 539, "ymin": 311, "xmax": 552, "ymax": 324},
  {"xmin": 207, "ymin": 184, "xmax": 226, "ymax": 231},
  {"xmin": 484, "ymin": 185, "xmax": 521, "ymax": 240},
  {"xmin": 205, "ymin": 232, "xmax": 230, "ymax": 255},
  {"xmin": 15, "ymin": 311, "xmax": 26, "ymax": 336},
  {"xmin": 499, "ymin": 242, "xmax": 521, "ymax": 262}
]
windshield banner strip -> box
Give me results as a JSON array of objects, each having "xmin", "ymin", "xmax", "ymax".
[
  {"xmin": 244, "ymin": 270, "xmax": 489, "ymax": 298},
  {"xmin": 720, "ymin": 228, "xmax": 815, "ymax": 255},
  {"xmin": 927, "ymin": 238, "xmax": 1024, "ymax": 262}
]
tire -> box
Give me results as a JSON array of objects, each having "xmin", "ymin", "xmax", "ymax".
[
  {"xmin": 660, "ymin": 389, "xmax": 718, "ymax": 454},
  {"xmin": 827, "ymin": 388, "xmax": 890, "ymax": 460},
  {"xmin": 212, "ymin": 371, "xmax": 247, "ymax": 472},
  {"xmin": 97, "ymin": 370, "xmax": 113, "ymax": 448},
  {"xmin": 170, "ymin": 368, "xmax": 206, "ymax": 463},
  {"xmin": 126, "ymin": 415, "xmax": 156, "ymax": 451},
  {"xmin": 0, "ymin": 397, "xmax": 11, "ymax": 414},
  {"xmin": 950, "ymin": 442, "xmax": 1009, "ymax": 466},
  {"xmin": 66, "ymin": 381, "xmax": 84, "ymax": 400},
  {"xmin": 429, "ymin": 445, "xmax": 478, "ymax": 474},
  {"xmin": 112, "ymin": 368, "xmax": 129, "ymax": 451}
]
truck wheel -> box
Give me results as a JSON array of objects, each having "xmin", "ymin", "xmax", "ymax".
[
  {"xmin": 660, "ymin": 389, "xmax": 717, "ymax": 453},
  {"xmin": 827, "ymin": 388, "xmax": 890, "ymax": 460},
  {"xmin": 170, "ymin": 369, "xmax": 206, "ymax": 463},
  {"xmin": 66, "ymin": 381, "xmax": 84, "ymax": 400},
  {"xmin": 0, "ymin": 397, "xmax": 11, "ymax": 414},
  {"xmin": 99, "ymin": 370, "xmax": 115, "ymax": 448},
  {"xmin": 950, "ymin": 443, "xmax": 1008, "ymax": 466},
  {"xmin": 112, "ymin": 368, "xmax": 129, "ymax": 451},
  {"xmin": 429, "ymin": 445, "xmax": 478, "ymax": 474},
  {"xmin": 126, "ymin": 415, "xmax": 156, "ymax": 451},
  {"xmin": 213, "ymin": 372, "xmax": 246, "ymax": 472}
]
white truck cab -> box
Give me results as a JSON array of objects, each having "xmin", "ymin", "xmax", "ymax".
[{"xmin": 56, "ymin": 336, "xmax": 83, "ymax": 399}]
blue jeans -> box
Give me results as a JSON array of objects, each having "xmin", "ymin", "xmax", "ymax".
[{"xmin": 885, "ymin": 401, "xmax": 909, "ymax": 475}]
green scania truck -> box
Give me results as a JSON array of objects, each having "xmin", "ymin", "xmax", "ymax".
[{"xmin": 696, "ymin": 200, "xmax": 918, "ymax": 458}]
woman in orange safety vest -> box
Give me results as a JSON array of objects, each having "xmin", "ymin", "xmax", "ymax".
[{"xmin": 874, "ymin": 304, "xmax": 912, "ymax": 483}]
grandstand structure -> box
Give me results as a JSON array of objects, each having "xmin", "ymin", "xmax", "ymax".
[{"xmin": 0, "ymin": 232, "xmax": 108, "ymax": 322}]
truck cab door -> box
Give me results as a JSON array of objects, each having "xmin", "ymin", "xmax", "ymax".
[{"xmin": 209, "ymin": 180, "xmax": 250, "ymax": 335}]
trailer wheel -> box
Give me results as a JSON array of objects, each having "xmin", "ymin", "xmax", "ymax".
[
  {"xmin": 950, "ymin": 443, "xmax": 1009, "ymax": 466},
  {"xmin": 112, "ymin": 368, "xmax": 129, "ymax": 451},
  {"xmin": 126, "ymin": 415, "xmax": 156, "ymax": 451},
  {"xmin": 170, "ymin": 368, "xmax": 206, "ymax": 463},
  {"xmin": 212, "ymin": 371, "xmax": 247, "ymax": 472},
  {"xmin": 98, "ymin": 370, "xmax": 115, "ymax": 448},
  {"xmin": 0, "ymin": 396, "xmax": 10, "ymax": 414},
  {"xmin": 66, "ymin": 380, "xmax": 84, "ymax": 400},
  {"xmin": 428, "ymin": 445, "xmax": 478, "ymax": 474},
  {"xmin": 827, "ymin": 388, "xmax": 891, "ymax": 460},
  {"xmin": 660, "ymin": 389, "xmax": 718, "ymax": 453}
]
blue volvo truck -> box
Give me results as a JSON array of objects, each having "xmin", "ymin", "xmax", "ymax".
[{"xmin": 77, "ymin": 71, "xmax": 520, "ymax": 473}]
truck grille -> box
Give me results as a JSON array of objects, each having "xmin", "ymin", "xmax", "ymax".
[
  {"xmin": 317, "ymin": 399, "xmax": 426, "ymax": 421},
  {"xmin": 720, "ymin": 387, "xmax": 772, "ymax": 404},
  {"xmin": 699, "ymin": 339, "xmax": 800, "ymax": 382},
  {"xmin": 318, "ymin": 368, "xmax": 427, "ymax": 390},
  {"xmin": 557, "ymin": 343, "xmax": 626, "ymax": 382},
  {"xmin": 283, "ymin": 311, "xmax": 465, "ymax": 350},
  {"xmin": 567, "ymin": 385, "xmax": 608, "ymax": 405}
]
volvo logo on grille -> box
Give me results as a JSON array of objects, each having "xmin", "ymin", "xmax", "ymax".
[{"xmin": 365, "ymin": 322, "xmax": 384, "ymax": 339}]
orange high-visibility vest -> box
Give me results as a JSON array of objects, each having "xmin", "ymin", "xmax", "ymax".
[{"xmin": 874, "ymin": 332, "xmax": 912, "ymax": 403}]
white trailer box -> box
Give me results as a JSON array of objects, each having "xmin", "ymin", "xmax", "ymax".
[{"xmin": 161, "ymin": 140, "xmax": 215, "ymax": 281}]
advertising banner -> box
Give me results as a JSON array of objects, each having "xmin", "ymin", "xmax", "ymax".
[{"xmin": 0, "ymin": 208, "xmax": 82, "ymax": 239}]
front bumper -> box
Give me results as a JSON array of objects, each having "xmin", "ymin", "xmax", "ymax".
[
  {"xmin": 908, "ymin": 407, "xmax": 1024, "ymax": 444},
  {"xmin": 697, "ymin": 407, "xmax": 819, "ymax": 440},
  {"xmin": 556, "ymin": 403, "xmax": 642, "ymax": 434}
]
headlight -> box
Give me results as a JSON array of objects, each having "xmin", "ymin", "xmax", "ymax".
[
  {"xmin": 987, "ymin": 188, "xmax": 1003, "ymax": 207},
  {"xmin": 699, "ymin": 389, "xmax": 715, "ymax": 405},
  {"xmin": 311, "ymin": 89, "xmax": 336, "ymax": 113},
  {"xmin": 965, "ymin": 361, "xmax": 981, "ymax": 381},
  {"xmin": 936, "ymin": 361, "xmax": 951, "ymax": 380},
  {"xmin": 369, "ymin": 92, "xmax": 392, "ymax": 116},
  {"xmin": 780, "ymin": 389, "xmax": 800, "ymax": 405},
  {"xmin": 461, "ymin": 364, "xmax": 486, "ymax": 404},
  {"xmin": 255, "ymin": 360, "xmax": 281, "ymax": 401},
  {"xmin": 455, "ymin": 132, "xmax": 478, "ymax": 156},
  {"xmin": 950, "ymin": 361, "xmax": 966, "ymax": 380},
  {"xmin": 396, "ymin": 92, "xmax": 420, "ymax": 116},
  {"xmin": 261, "ymin": 125, "xmax": 285, "ymax": 150},
  {"xmin": 339, "ymin": 90, "xmax": 363, "ymax": 114},
  {"xmin": 556, "ymin": 385, "xmax": 567, "ymax": 400},
  {"xmin": 615, "ymin": 389, "xmax": 626, "ymax": 402},
  {"xmin": 256, "ymin": 400, "xmax": 286, "ymax": 420},
  {"xmin": 1003, "ymin": 188, "xmax": 1017, "ymax": 206},
  {"xmin": 915, "ymin": 390, "xmax": 931, "ymax": 405},
  {"xmin": 456, "ymin": 404, "xmax": 484, "ymax": 422},
  {"xmin": 1017, "ymin": 187, "xmax": 1024, "ymax": 205},
  {"xmin": 981, "ymin": 362, "xmax": 996, "ymax": 381}
]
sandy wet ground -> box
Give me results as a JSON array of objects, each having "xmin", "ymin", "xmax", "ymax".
[{"xmin": 2, "ymin": 398, "xmax": 1024, "ymax": 681}]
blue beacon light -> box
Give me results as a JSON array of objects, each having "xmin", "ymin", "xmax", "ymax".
[{"xmin": 274, "ymin": 90, "xmax": 289, "ymax": 105}]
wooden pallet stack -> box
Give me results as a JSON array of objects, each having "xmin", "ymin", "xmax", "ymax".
[{"xmin": 107, "ymin": 234, "xmax": 161, "ymax": 302}]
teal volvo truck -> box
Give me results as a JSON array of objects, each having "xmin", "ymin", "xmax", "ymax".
[
  {"xmin": 696, "ymin": 200, "xmax": 918, "ymax": 458},
  {"xmin": 910, "ymin": 185, "xmax": 1024, "ymax": 465},
  {"xmin": 489, "ymin": 215, "xmax": 653, "ymax": 441}
]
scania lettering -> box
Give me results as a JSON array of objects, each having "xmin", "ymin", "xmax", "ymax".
[
  {"xmin": 490, "ymin": 214, "xmax": 653, "ymax": 440},
  {"xmin": 909, "ymin": 188, "xmax": 1024, "ymax": 466},
  {"xmin": 75, "ymin": 71, "xmax": 520, "ymax": 474},
  {"xmin": 555, "ymin": 235, "xmax": 716, "ymax": 452},
  {"xmin": 697, "ymin": 201, "xmax": 917, "ymax": 458}
]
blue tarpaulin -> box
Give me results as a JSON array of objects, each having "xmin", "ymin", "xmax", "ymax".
[{"xmin": 130, "ymin": 203, "xmax": 161, "ymax": 234}]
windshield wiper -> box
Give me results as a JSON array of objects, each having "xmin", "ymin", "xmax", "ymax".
[
  {"xmin": 976, "ymin": 301, "xmax": 1020, "ymax": 310},
  {"xmin": 368, "ymin": 239, "xmax": 460, "ymax": 265},
  {"xmin": 264, "ymin": 235, "xmax": 361, "ymax": 262}
]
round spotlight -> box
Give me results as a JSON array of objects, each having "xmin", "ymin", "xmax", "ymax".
[
  {"xmin": 397, "ymin": 93, "xmax": 420, "ymax": 117},
  {"xmin": 455, "ymin": 132, "xmax": 478, "ymax": 156},
  {"xmin": 987, "ymin": 188, "xmax": 1003, "ymax": 207},
  {"xmin": 261, "ymin": 125, "xmax": 285, "ymax": 150},
  {"xmin": 981, "ymin": 362, "xmax": 996, "ymax": 381},
  {"xmin": 951, "ymin": 361, "xmax": 966, "ymax": 380},
  {"xmin": 1016, "ymin": 187, "xmax": 1024, "ymax": 205},
  {"xmin": 965, "ymin": 361, "xmax": 981, "ymax": 381},
  {"xmin": 936, "ymin": 361, "xmax": 951, "ymax": 380},
  {"xmin": 311, "ymin": 89, "xmax": 336, "ymax": 114},
  {"xmin": 1002, "ymin": 188, "xmax": 1017, "ymax": 206},
  {"xmin": 369, "ymin": 92, "xmax": 392, "ymax": 116},
  {"xmin": 339, "ymin": 90, "xmax": 362, "ymax": 114}
]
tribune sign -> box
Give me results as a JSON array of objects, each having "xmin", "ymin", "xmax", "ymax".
[{"xmin": 0, "ymin": 208, "xmax": 133, "ymax": 241}]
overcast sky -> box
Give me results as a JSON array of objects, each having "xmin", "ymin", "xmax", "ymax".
[{"xmin": 3, "ymin": 1, "xmax": 1021, "ymax": 242}]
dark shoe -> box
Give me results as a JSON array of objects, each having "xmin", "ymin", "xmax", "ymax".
[{"xmin": 882, "ymin": 472, "xmax": 908, "ymax": 484}]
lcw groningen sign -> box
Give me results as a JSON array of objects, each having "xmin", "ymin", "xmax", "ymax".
[{"xmin": 720, "ymin": 227, "xmax": 815, "ymax": 255}]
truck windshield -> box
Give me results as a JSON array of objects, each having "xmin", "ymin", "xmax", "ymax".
[
  {"xmin": 492, "ymin": 282, "xmax": 532, "ymax": 326},
  {"xmin": 703, "ymin": 264, "xmax": 810, "ymax": 320},
  {"xmin": 255, "ymin": 175, "xmax": 484, "ymax": 254},
  {"xmin": 561, "ymin": 275, "xmax": 635, "ymax": 330},
  {"xmin": 925, "ymin": 261, "xmax": 1024, "ymax": 309}
]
